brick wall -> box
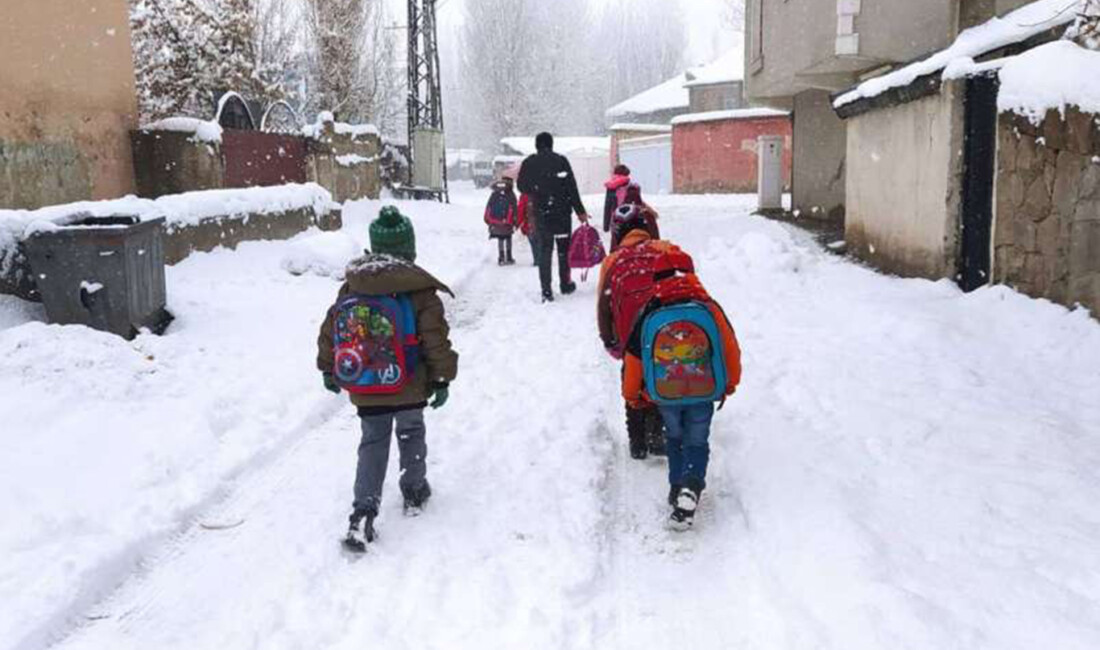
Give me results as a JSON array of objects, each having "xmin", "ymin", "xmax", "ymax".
[
  {"xmin": 995, "ymin": 108, "xmax": 1100, "ymax": 314},
  {"xmin": 672, "ymin": 116, "xmax": 792, "ymax": 194}
]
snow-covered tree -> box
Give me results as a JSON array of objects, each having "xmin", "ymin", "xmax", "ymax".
[
  {"xmin": 1074, "ymin": 0, "xmax": 1099, "ymax": 50},
  {"xmin": 130, "ymin": 0, "xmax": 285, "ymax": 123}
]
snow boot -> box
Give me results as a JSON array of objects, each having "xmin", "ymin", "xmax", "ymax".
[
  {"xmin": 669, "ymin": 480, "xmax": 703, "ymax": 531},
  {"xmin": 667, "ymin": 484, "xmax": 682, "ymax": 507},
  {"xmin": 644, "ymin": 409, "xmax": 666, "ymax": 457},
  {"xmin": 561, "ymin": 281, "xmax": 577, "ymax": 295},
  {"xmin": 344, "ymin": 507, "xmax": 376, "ymax": 552},
  {"xmin": 542, "ymin": 291, "xmax": 554, "ymax": 303},
  {"xmin": 625, "ymin": 405, "xmax": 648, "ymax": 460},
  {"xmin": 402, "ymin": 481, "xmax": 432, "ymax": 517}
]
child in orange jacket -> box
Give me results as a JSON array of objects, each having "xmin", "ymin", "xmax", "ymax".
[{"xmin": 597, "ymin": 209, "xmax": 741, "ymax": 530}]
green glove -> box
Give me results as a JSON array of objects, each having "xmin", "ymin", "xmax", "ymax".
[
  {"xmin": 322, "ymin": 372, "xmax": 341, "ymax": 394},
  {"xmin": 429, "ymin": 383, "xmax": 450, "ymax": 409}
]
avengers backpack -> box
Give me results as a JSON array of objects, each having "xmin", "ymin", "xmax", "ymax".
[{"xmin": 332, "ymin": 294, "xmax": 419, "ymax": 394}]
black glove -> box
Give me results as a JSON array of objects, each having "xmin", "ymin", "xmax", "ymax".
[
  {"xmin": 322, "ymin": 372, "xmax": 341, "ymax": 394},
  {"xmin": 428, "ymin": 381, "xmax": 450, "ymax": 410}
]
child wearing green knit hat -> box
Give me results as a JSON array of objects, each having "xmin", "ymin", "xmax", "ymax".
[{"xmin": 316, "ymin": 205, "xmax": 459, "ymax": 552}]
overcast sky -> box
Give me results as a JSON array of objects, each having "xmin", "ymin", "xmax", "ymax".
[{"xmin": 429, "ymin": 0, "xmax": 733, "ymax": 68}]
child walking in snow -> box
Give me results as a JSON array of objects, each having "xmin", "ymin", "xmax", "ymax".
[
  {"xmin": 317, "ymin": 206, "xmax": 459, "ymax": 552},
  {"xmin": 597, "ymin": 207, "xmax": 741, "ymax": 529},
  {"xmin": 485, "ymin": 179, "xmax": 518, "ymax": 265}
]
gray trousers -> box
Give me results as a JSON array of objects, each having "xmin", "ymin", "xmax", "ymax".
[{"xmin": 354, "ymin": 409, "xmax": 428, "ymax": 514}]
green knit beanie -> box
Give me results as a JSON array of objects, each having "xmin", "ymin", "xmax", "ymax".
[{"xmin": 369, "ymin": 205, "xmax": 416, "ymax": 262}]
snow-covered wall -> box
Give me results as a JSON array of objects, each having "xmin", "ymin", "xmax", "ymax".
[
  {"xmin": 994, "ymin": 107, "xmax": 1100, "ymax": 314},
  {"xmin": 845, "ymin": 82, "xmax": 965, "ymax": 278}
]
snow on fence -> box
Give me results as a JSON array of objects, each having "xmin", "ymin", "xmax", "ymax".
[{"xmin": 0, "ymin": 184, "xmax": 341, "ymax": 300}]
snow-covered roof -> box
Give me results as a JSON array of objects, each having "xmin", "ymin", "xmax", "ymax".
[
  {"xmin": 500, "ymin": 137, "xmax": 610, "ymax": 157},
  {"xmin": 684, "ymin": 47, "xmax": 745, "ymax": 88},
  {"xmin": 834, "ymin": 0, "xmax": 1080, "ymax": 109},
  {"xmin": 671, "ymin": 108, "xmax": 789, "ymax": 126},
  {"xmin": 605, "ymin": 73, "xmax": 692, "ymax": 119},
  {"xmin": 606, "ymin": 46, "xmax": 747, "ymax": 120},
  {"xmin": 609, "ymin": 123, "xmax": 674, "ymax": 133},
  {"xmin": 997, "ymin": 40, "xmax": 1100, "ymax": 123}
]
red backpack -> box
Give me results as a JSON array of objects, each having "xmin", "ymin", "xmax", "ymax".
[{"xmin": 605, "ymin": 241, "xmax": 707, "ymax": 359}]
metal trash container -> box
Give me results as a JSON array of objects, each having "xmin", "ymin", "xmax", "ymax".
[{"xmin": 23, "ymin": 215, "xmax": 172, "ymax": 339}]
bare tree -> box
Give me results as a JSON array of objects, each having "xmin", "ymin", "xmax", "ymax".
[
  {"xmin": 724, "ymin": 0, "xmax": 746, "ymax": 31},
  {"xmin": 304, "ymin": 0, "xmax": 369, "ymax": 120}
]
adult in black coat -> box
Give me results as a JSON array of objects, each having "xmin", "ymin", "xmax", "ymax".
[{"xmin": 517, "ymin": 132, "xmax": 590, "ymax": 302}]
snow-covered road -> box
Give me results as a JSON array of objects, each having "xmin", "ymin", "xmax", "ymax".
[{"xmin": 2, "ymin": 186, "xmax": 1099, "ymax": 650}]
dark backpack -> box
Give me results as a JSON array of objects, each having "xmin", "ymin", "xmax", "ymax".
[
  {"xmin": 485, "ymin": 191, "xmax": 513, "ymax": 226},
  {"xmin": 332, "ymin": 294, "xmax": 419, "ymax": 394}
]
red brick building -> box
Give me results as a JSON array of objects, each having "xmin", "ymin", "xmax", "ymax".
[{"xmin": 672, "ymin": 109, "xmax": 792, "ymax": 194}]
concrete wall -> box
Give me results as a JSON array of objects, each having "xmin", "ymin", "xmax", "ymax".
[
  {"xmin": 793, "ymin": 90, "xmax": 847, "ymax": 221},
  {"xmin": 688, "ymin": 83, "xmax": 745, "ymax": 113},
  {"xmin": 131, "ymin": 132, "xmax": 226, "ymax": 198},
  {"xmin": 994, "ymin": 109, "xmax": 1100, "ymax": 315},
  {"xmin": 746, "ymin": 0, "xmax": 958, "ymax": 103},
  {"xmin": 673, "ymin": 116, "xmax": 792, "ymax": 194},
  {"xmin": 845, "ymin": 83, "xmax": 965, "ymax": 278},
  {"xmin": 0, "ymin": 0, "xmax": 139, "ymax": 209}
]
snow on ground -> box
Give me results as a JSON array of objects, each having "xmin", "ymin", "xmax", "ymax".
[{"xmin": 2, "ymin": 183, "xmax": 1099, "ymax": 650}]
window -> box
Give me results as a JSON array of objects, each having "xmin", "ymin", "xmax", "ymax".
[{"xmin": 749, "ymin": 0, "xmax": 765, "ymax": 73}]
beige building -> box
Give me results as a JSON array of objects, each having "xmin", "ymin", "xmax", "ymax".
[
  {"xmin": 0, "ymin": 0, "xmax": 140, "ymax": 210},
  {"xmin": 743, "ymin": 0, "xmax": 1032, "ymax": 223}
]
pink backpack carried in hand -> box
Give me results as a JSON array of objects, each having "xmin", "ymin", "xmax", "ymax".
[{"xmin": 568, "ymin": 223, "xmax": 607, "ymax": 281}]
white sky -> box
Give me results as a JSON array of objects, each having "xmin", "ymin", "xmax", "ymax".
[{"xmin": 428, "ymin": 0, "xmax": 733, "ymax": 69}]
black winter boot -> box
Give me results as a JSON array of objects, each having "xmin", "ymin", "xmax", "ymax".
[
  {"xmin": 561, "ymin": 281, "xmax": 577, "ymax": 295},
  {"xmin": 669, "ymin": 480, "xmax": 703, "ymax": 532},
  {"xmin": 644, "ymin": 408, "xmax": 666, "ymax": 457},
  {"xmin": 625, "ymin": 405, "xmax": 648, "ymax": 460},
  {"xmin": 667, "ymin": 484, "xmax": 682, "ymax": 507},
  {"xmin": 402, "ymin": 481, "xmax": 432, "ymax": 517},
  {"xmin": 344, "ymin": 507, "xmax": 376, "ymax": 552}
]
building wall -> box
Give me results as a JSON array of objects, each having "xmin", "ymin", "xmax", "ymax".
[
  {"xmin": 0, "ymin": 0, "xmax": 139, "ymax": 209},
  {"xmin": 688, "ymin": 82, "xmax": 745, "ymax": 113},
  {"xmin": 793, "ymin": 90, "xmax": 847, "ymax": 221},
  {"xmin": 611, "ymin": 128, "xmax": 672, "ymax": 168},
  {"xmin": 994, "ymin": 109, "xmax": 1100, "ymax": 315},
  {"xmin": 672, "ymin": 116, "xmax": 792, "ymax": 194},
  {"xmin": 845, "ymin": 83, "xmax": 965, "ymax": 278},
  {"xmin": 745, "ymin": 0, "xmax": 958, "ymax": 104}
]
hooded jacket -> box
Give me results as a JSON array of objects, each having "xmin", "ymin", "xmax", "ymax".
[
  {"xmin": 603, "ymin": 174, "xmax": 631, "ymax": 232},
  {"xmin": 317, "ymin": 254, "xmax": 459, "ymax": 410}
]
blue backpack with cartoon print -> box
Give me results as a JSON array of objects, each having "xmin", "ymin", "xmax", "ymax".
[{"xmin": 640, "ymin": 302, "xmax": 727, "ymax": 406}]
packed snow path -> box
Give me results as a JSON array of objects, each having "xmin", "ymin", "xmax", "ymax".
[{"xmin": 2, "ymin": 186, "xmax": 1099, "ymax": 650}]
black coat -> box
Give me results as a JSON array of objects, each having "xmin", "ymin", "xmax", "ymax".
[{"xmin": 517, "ymin": 150, "xmax": 588, "ymax": 236}]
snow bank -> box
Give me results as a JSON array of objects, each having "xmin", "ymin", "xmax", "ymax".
[
  {"xmin": 141, "ymin": 117, "xmax": 224, "ymax": 144},
  {"xmin": 834, "ymin": 0, "xmax": 1080, "ymax": 108},
  {"xmin": 671, "ymin": 107, "xmax": 789, "ymax": 125},
  {"xmin": 302, "ymin": 113, "xmax": 381, "ymax": 140},
  {"xmin": 335, "ymin": 153, "xmax": 377, "ymax": 167},
  {"xmin": 280, "ymin": 231, "xmax": 362, "ymax": 279},
  {"xmin": 998, "ymin": 40, "xmax": 1100, "ymax": 122}
]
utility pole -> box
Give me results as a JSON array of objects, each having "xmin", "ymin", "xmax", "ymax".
[{"xmin": 406, "ymin": 0, "xmax": 448, "ymax": 202}]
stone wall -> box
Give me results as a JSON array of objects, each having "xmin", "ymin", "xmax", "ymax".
[
  {"xmin": 163, "ymin": 207, "xmax": 342, "ymax": 265},
  {"xmin": 0, "ymin": 0, "xmax": 139, "ymax": 209},
  {"xmin": 994, "ymin": 108, "xmax": 1100, "ymax": 314},
  {"xmin": 305, "ymin": 125, "xmax": 382, "ymax": 203}
]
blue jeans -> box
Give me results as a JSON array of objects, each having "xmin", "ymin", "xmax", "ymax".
[{"xmin": 659, "ymin": 403, "xmax": 715, "ymax": 490}]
